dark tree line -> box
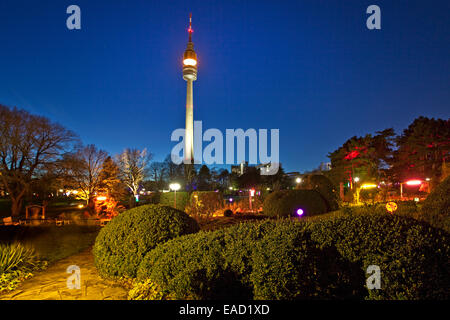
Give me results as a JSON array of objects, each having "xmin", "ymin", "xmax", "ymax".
[{"xmin": 327, "ymin": 117, "xmax": 450, "ymax": 188}]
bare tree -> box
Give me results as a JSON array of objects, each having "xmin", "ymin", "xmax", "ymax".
[
  {"xmin": 0, "ymin": 105, "xmax": 77, "ymax": 216},
  {"xmin": 117, "ymin": 148, "xmax": 151, "ymax": 201},
  {"xmin": 61, "ymin": 145, "xmax": 109, "ymax": 210}
]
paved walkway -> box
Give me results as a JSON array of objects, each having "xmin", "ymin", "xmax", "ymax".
[{"xmin": 0, "ymin": 248, "xmax": 128, "ymax": 300}]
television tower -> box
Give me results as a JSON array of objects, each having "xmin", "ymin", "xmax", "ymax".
[{"xmin": 182, "ymin": 13, "xmax": 197, "ymax": 163}]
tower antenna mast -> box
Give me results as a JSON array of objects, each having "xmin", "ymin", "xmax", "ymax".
[{"xmin": 188, "ymin": 13, "xmax": 193, "ymax": 42}]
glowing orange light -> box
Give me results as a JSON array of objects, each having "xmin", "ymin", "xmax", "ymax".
[
  {"xmin": 386, "ymin": 202, "xmax": 397, "ymax": 214},
  {"xmin": 405, "ymin": 180, "xmax": 422, "ymax": 186},
  {"xmin": 183, "ymin": 58, "xmax": 197, "ymax": 66},
  {"xmin": 96, "ymin": 196, "xmax": 107, "ymax": 201}
]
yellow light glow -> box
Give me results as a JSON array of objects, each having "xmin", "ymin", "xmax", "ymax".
[
  {"xmin": 183, "ymin": 58, "xmax": 197, "ymax": 66},
  {"xmin": 96, "ymin": 196, "xmax": 107, "ymax": 201},
  {"xmin": 361, "ymin": 184, "xmax": 377, "ymax": 189},
  {"xmin": 78, "ymin": 204, "xmax": 84, "ymax": 209},
  {"xmin": 405, "ymin": 179, "xmax": 422, "ymax": 186}
]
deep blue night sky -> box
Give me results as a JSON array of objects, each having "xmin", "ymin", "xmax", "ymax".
[{"xmin": 0, "ymin": 0, "xmax": 449, "ymax": 172}]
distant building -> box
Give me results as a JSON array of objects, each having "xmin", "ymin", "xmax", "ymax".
[
  {"xmin": 231, "ymin": 161, "xmax": 274, "ymax": 176},
  {"xmin": 286, "ymin": 172, "xmax": 301, "ymax": 178},
  {"xmin": 319, "ymin": 162, "xmax": 332, "ymax": 171},
  {"xmin": 231, "ymin": 161, "xmax": 248, "ymax": 176}
]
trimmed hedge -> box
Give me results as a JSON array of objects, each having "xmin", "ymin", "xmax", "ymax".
[
  {"xmin": 340, "ymin": 201, "xmax": 419, "ymax": 218},
  {"xmin": 308, "ymin": 214, "xmax": 450, "ymax": 300},
  {"xmin": 134, "ymin": 214, "xmax": 449, "ymax": 300},
  {"xmin": 421, "ymin": 176, "xmax": 450, "ymax": 232},
  {"xmin": 137, "ymin": 222, "xmax": 278, "ymax": 299},
  {"xmin": 250, "ymin": 223, "xmax": 363, "ymax": 299},
  {"xmin": 263, "ymin": 189, "xmax": 328, "ymax": 218},
  {"xmin": 93, "ymin": 204, "xmax": 199, "ymax": 278},
  {"xmin": 159, "ymin": 192, "xmax": 190, "ymax": 211}
]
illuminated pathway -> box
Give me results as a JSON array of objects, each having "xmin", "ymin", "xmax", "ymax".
[{"xmin": 0, "ymin": 248, "xmax": 128, "ymax": 300}]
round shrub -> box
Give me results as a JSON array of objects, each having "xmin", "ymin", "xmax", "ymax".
[
  {"xmin": 299, "ymin": 174, "xmax": 339, "ymax": 211},
  {"xmin": 263, "ymin": 189, "xmax": 328, "ymax": 218},
  {"xmin": 223, "ymin": 209, "xmax": 233, "ymax": 217},
  {"xmin": 421, "ymin": 176, "xmax": 450, "ymax": 232},
  {"xmin": 93, "ymin": 204, "xmax": 199, "ymax": 278},
  {"xmin": 308, "ymin": 214, "xmax": 450, "ymax": 300}
]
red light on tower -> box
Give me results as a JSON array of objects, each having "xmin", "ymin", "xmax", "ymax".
[{"xmin": 188, "ymin": 13, "xmax": 193, "ymax": 37}]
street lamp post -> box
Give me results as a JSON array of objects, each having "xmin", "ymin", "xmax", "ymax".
[
  {"xmin": 400, "ymin": 182, "xmax": 403, "ymax": 200},
  {"xmin": 169, "ymin": 183, "xmax": 181, "ymax": 208},
  {"xmin": 249, "ymin": 189, "xmax": 255, "ymax": 212}
]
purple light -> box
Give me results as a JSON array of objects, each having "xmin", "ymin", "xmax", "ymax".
[
  {"xmin": 229, "ymin": 198, "xmax": 233, "ymax": 202},
  {"xmin": 296, "ymin": 209, "xmax": 304, "ymax": 216}
]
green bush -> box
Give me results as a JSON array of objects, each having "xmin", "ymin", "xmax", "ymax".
[
  {"xmin": 159, "ymin": 192, "xmax": 190, "ymax": 211},
  {"xmin": 0, "ymin": 243, "xmax": 42, "ymax": 293},
  {"xmin": 308, "ymin": 214, "xmax": 450, "ymax": 300},
  {"xmin": 135, "ymin": 214, "xmax": 449, "ymax": 300},
  {"xmin": 136, "ymin": 220, "xmax": 359, "ymax": 300},
  {"xmin": 0, "ymin": 243, "xmax": 37, "ymax": 274},
  {"xmin": 421, "ymin": 176, "xmax": 450, "ymax": 232},
  {"xmin": 338, "ymin": 201, "xmax": 419, "ymax": 218},
  {"xmin": 263, "ymin": 189, "xmax": 328, "ymax": 218},
  {"xmin": 136, "ymin": 221, "xmax": 278, "ymax": 299},
  {"xmin": 128, "ymin": 279, "xmax": 172, "ymax": 300},
  {"xmin": 0, "ymin": 269, "xmax": 34, "ymax": 292},
  {"xmin": 251, "ymin": 223, "xmax": 364, "ymax": 299},
  {"xmin": 299, "ymin": 174, "xmax": 339, "ymax": 211},
  {"xmin": 93, "ymin": 204, "xmax": 199, "ymax": 278}
]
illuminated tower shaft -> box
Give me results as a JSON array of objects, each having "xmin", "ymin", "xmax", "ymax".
[
  {"xmin": 183, "ymin": 14, "xmax": 197, "ymax": 163},
  {"xmin": 185, "ymin": 79, "xmax": 194, "ymax": 162}
]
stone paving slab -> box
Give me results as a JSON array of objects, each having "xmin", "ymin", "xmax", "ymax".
[{"xmin": 0, "ymin": 248, "xmax": 128, "ymax": 300}]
